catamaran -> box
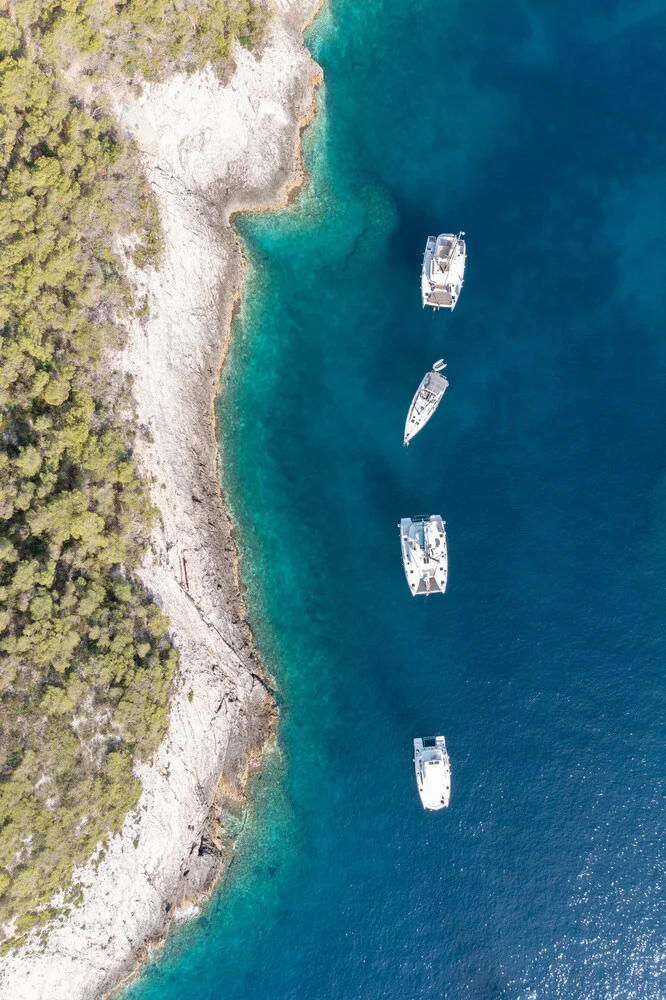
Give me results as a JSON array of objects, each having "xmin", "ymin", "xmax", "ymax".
[
  {"xmin": 414, "ymin": 736, "xmax": 451, "ymax": 810},
  {"xmin": 404, "ymin": 360, "xmax": 448, "ymax": 446},
  {"xmin": 399, "ymin": 515, "xmax": 448, "ymax": 596},
  {"xmin": 421, "ymin": 232, "xmax": 466, "ymax": 310}
]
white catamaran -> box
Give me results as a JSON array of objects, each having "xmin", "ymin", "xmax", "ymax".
[
  {"xmin": 404, "ymin": 360, "xmax": 448, "ymax": 446},
  {"xmin": 421, "ymin": 232, "xmax": 466, "ymax": 310},
  {"xmin": 399, "ymin": 515, "xmax": 448, "ymax": 596},
  {"xmin": 414, "ymin": 736, "xmax": 451, "ymax": 810}
]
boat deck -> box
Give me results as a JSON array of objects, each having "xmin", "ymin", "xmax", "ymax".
[
  {"xmin": 414, "ymin": 576, "xmax": 444, "ymax": 594},
  {"xmin": 426, "ymin": 290, "xmax": 453, "ymax": 307}
]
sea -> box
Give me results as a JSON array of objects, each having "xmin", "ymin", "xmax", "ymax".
[{"xmin": 122, "ymin": 1, "xmax": 666, "ymax": 997}]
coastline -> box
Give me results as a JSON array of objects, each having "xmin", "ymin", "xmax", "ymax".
[{"xmin": 0, "ymin": 3, "xmax": 322, "ymax": 998}]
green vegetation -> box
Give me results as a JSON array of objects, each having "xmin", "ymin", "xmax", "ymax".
[
  {"xmin": 15, "ymin": 0, "xmax": 268, "ymax": 81},
  {"xmin": 0, "ymin": 0, "xmax": 266, "ymax": 945}
]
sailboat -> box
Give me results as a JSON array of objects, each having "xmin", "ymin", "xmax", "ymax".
[
  {"xmin": 404, "ymin": 359, "xmax": 448, "ymax": 446},
  {"xmin": 414, "ymin": 736, "xmax": 451, "ymax": 809},
  {"xmin": 421, "ymin": 232, "xmax": 466, "ymax": 310},
  {"xmin": 399, "ymin": 515, "xmax": 448, "ymax": 596}
]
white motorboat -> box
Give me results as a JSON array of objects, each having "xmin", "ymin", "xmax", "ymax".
[
  {"xmin": 421, "ymin": 232, "xmax": 466, "ymax": 310},
  {"xmin": 404, "ymin": 359, "xmax": 448, "ymax": 446},
  {"xmin": 414, "ymin": 736, "xmax": 451, "ymax": 810},
  {"xmin": 399, "ymin": 515, "xmax": 448, "ymax": 596}
]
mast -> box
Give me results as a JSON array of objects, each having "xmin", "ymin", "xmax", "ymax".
[{"xmin": 440, "ymin": 231, "xmax": 464, "ymax": 282}]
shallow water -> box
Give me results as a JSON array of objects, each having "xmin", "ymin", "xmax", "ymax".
[{"xmin": 124, "ymin": 1, "xmax": 666, "ymax": 997}]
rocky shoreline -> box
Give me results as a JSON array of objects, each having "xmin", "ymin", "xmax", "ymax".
[{"xmin": 0, "ymin": 3, "xmax": 322, "ymax": 998}]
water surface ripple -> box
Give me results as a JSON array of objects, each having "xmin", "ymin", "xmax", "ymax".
[{"xmin": 124, "ymin": 1, "xmax": 666, "ymax": 997}]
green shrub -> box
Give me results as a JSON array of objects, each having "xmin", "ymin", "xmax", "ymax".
[
  {"xmin": 1, "ymin": 0, "xmax": 268, "ymax": 952},
  {"xmin": 0, "ymin": 6, "xmax": 224, "ymax": 940},
  {"xmin": 16, "ymin": 0, "xmax": 268, "ymax": 82}
]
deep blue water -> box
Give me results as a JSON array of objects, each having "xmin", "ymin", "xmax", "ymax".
[{"xmin": 123, "ymin": 1, "xmax": 666, "ymax": 998}]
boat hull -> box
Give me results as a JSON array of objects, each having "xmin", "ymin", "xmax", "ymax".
[
  {"xmin": 400, "ymin": 515, "xmax": 448, "ymax": 596},
  {"xmin": 414, "ymin": 736, "xmax": 451, "ymax": 810},
  {"xmin": 403, "ymin": 368, "xmax": 448, "ymax": 445},
  {"xmin": 421, "ymin": 233, "xmax": 466, "ymax": 310}
]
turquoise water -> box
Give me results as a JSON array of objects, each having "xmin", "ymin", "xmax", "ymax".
[{"xmin": 124, "ymin": 1, "xmax": 666, "ymax": 997}]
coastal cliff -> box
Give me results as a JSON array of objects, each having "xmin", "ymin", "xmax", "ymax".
[{"xmin": 0, "ymin": 2, "xmax": 321, "ymax": 997}]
